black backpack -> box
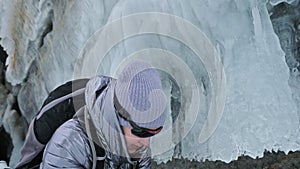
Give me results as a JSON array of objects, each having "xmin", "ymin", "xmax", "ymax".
[{"xmin": 15, "ymin": 79, "xmax": 105, "ymax": 169}]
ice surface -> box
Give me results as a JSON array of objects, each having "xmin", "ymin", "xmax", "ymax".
[
  {"xmin": 0, "ymin": 0, "xmax": 299, "ymax": 166},
  {"xmin": 0, "ymin": 161, "xmax": 10, "ymax": 169},
  {"xmin": 269, "ymin": 0, "xmax": 299, "ymax": 6}
]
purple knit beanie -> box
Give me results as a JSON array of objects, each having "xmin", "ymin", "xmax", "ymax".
[{"xmin": 115, "ymin": 60, "xmax": 167, "ymax": 129}]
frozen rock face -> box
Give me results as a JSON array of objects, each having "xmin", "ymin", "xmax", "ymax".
[
  {"xmin": 269, "ymin": 2, "xmax": 300, "ymax": 127},
  {"xmin": 2, "ymin": 95, "xmax": 28, "ymax": 167},
  {"xmin": 0, "ymin": 0, "xmax": 299, "ymax": 167},
  {"xmin": 0, "ymin": 51, "xmax": 27, "ymax": 167}
]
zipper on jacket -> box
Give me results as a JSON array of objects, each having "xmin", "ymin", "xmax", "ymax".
[{"xmin": 132, "ymin": 160, "xmax": 139, "ymax": 169}]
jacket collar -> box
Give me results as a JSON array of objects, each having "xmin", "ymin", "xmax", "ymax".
[{"xmin": 85, "ymin": 76, "xmax": 131, "ymax": 159}]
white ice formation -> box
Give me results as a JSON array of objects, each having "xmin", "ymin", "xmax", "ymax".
[{"xmin": 0, "ymin": 0, "xmax": 299, "ymax": 167}]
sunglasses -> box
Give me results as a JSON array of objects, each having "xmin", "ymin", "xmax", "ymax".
[{"xmin": 114, "ymin": 93, "xmax": 163, "ymax": 138}]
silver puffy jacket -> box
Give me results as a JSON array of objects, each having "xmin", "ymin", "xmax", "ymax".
[{"xmin": 39, "ymin": 76, "xmax": 151, "ymax": 169}]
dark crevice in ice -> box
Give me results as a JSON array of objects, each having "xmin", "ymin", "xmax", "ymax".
[
  {"xmin": 269, "ymin": 2, "xmax": 300, "ymax": 76},
  {"xmin": 0, "ymin": 127, "xmax": 13, "ymax": 165},
  {"xmin": 0, "ymin": 44, "xmax": 7, "ymax": 66},
  {"xmin": 170, "ymin": 78, "xmax": 181, "ymax": 122},
  {"xmin": 170, "ymin": 79, "xmax": 182, "ymax": 157},
  {"xmin": 0, "ymin": 42, "xmax": 23, "ymax": 166},
  {"xmin": 0, "ymin": 44, "xmax": 8, "ymax": 85},
  {"xmin": 157, "ymin": 70, "xmax": 183, "ymax": 157},
  {"xmin": 39, "ymin": 15, "xmax": 53, "ymax": 48}
]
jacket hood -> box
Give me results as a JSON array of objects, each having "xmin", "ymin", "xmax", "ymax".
[{"xmin": 85, "ymin": 75, "xmax": 130, "ymax": 159}]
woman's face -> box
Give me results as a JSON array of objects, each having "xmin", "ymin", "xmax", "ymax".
[{"xmin": 121, "ymin": 126, "xmax": 150, "ymax": 155}]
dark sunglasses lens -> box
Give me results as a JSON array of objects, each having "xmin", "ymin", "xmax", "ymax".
[
  {"xmin": 131, "ymin": 129, "xmax": 154, "ymax": 138},
  {"xmin": 131, "ymin": 127, "xmax": 163, "ymax": 138}
]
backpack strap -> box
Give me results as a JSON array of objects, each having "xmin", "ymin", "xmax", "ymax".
[
  {"xmin": 77, "ymin": 107, "xmax": 105, "ymax": 169},
  {"xmin": 37, "ymin": 87, "xmax": 85, "ymax": 120}
]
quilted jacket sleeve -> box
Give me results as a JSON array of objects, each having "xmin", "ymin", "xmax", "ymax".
[{"xmin": 39, "ymin": 119, "xmax": 91, "ymax": 169}]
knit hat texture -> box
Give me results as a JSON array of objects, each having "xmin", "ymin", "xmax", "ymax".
[{"xmin": 115, "ymin": 60, "xmax": 167, "ymax": 129}]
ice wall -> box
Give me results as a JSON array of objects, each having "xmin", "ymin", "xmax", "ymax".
[{"xmin": 0, "ymin": 0, "xmax": 299, "ymax": 167}]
